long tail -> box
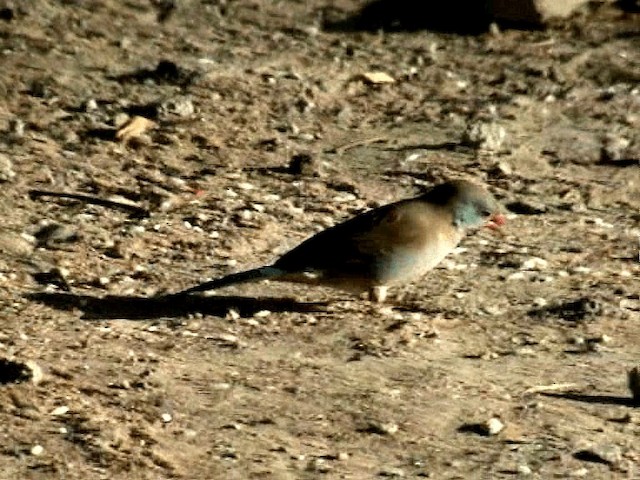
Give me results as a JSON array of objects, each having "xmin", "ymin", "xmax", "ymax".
[{"xmin": 174, "ymin": 266, "xmax": 285, "ymax": 295}]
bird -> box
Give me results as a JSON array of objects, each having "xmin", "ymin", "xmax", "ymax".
[{"xmin": 173, "ymin": 179, "xmax": 505, "ymax": 302}]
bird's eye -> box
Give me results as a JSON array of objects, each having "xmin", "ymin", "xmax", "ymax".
[{"xmin": 479, "ymin": 208, "xmax": 492, "ymax": 218}]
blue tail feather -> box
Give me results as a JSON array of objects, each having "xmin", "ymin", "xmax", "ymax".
[{"xmin": 174, "ymin": 266, "xmax": 284, "ymax": 295}]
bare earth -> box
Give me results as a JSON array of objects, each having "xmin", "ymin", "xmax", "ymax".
[{"xmin": 0, "ymin": 1, "xmax": 639, "ymax": 479}]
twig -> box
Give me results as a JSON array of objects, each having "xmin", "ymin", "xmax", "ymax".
[
  {"xmin": 330, "ymin": 136, "xmax": 388, "ymax": 154},
  {"xmin": 29, "ymin": 190, "xmax": 151, "ymax": 218},
  {"xmin": 523, "ymin": 383, "xmax": 579, "ymax": 395}
]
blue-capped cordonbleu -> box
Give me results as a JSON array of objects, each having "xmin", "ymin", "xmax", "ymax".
[{"xmin": 174, "ymin": 179, "xmax": 505, "ymax": 302}]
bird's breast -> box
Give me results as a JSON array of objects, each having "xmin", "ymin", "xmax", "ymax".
[{"xmin": 374, "ymin": 229, "xmax": 462, "ymax": 284}]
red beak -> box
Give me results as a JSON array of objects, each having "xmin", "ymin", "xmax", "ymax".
[{"xmin": 486, "ymin": 213, "xmax": 506, "ymax": 230}]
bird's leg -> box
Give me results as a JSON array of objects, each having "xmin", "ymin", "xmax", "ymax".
[{"xmin": 369, "ymin": 286, "xmax": 388, "ymax": 303}]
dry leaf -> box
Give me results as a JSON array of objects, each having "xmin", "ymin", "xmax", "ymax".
[
  {"xmin": 115, "ymin": 116, "xmax": 157, "ymax": 142},
  {"xmin": 360, "ymin": 71, "xmax": 395, "ymax": 84}
]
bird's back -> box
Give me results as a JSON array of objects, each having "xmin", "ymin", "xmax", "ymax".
[{"xmin": 273, "ymin": 198, "xmax": 461, "ymax": 289}]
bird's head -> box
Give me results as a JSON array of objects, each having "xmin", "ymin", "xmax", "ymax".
[{"xmin": 424, "ymin": 180, "xmax": 506, "ymax": 231}]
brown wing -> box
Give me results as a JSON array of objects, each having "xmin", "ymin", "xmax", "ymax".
[{"xmin": 273, "ymin": 200, "xmax": 448, "ymax": 277}]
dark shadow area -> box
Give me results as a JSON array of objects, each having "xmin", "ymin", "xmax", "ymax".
[
  {"xmin": 323, "ymin": 0, "xmax": 493, "ymax": 35},
  {"xmin": 505, "ymin": 200, "xmax": 548, "ymax": 215},
  {"xmin": 528, "ymin": 297, "xmax": 603, "ymax": 323},
  {"xmin": 0, "ymin": 358, "xmax": 32, "ymax": 385},
  {"xmin": 124, "ymin": 102, "xmax": 161, "ymax": 120},
  {"xmin": 598, "ymin": 158, "xmax": 639, "ymax": 168},
  {"xmin": 541, "ymin": 391, "xmax": 639, "ymax": 407},
  {"xmin": 383, "ymin": 142, "xmax": 463, "ymax": 152},
  {"xmin": 108, "ymin": 60, "xmax": 198, "ymax": 88},
  {"xmin": 456, "ymin": 423, "xmax": 493, "ymax": 436},
  {"xmin": 28, "ymin": 292, "xmax": 328, "ymax": 321},
  {"xmin": 82, "ymin": 127, "xmax": 117, "ymax": 141},
  {"xmin": 617, "ymin": 0, "xmax": 640, "ymax": 13}
]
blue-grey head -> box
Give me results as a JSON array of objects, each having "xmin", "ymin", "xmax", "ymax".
[{"xmin": 422, "ymin": 180, "xmax": 505, "ymax": 230}]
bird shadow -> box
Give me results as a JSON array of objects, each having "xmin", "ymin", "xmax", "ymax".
[
  {"xmin": 541, "ymin": 392, "xmax": 639, "ymax": 407},
  {"xmin": 27, "ymin": 292, "xmax": 328, "ymax": 321}
]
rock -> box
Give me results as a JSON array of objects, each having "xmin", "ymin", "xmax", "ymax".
[
  {"xmin": 521, "ymin": 257, "xmax": 548, "ymax": 270},
  {"xmin": 600, "ymin": 133, "xmax": 631, "ymax": 162},
  {"xmin": 0, "ymin": 231, "xmax": 34, "ymax": 257},
  {"xmin": 84, "ymin": 98, "xmax": 98, "ymax": 111},
  {"xmin": 490, "ymin": 0, "xmax": 592, "ymax": 25},
  {"xmin": 51, "ymin": 406, "xmax": 69, "ymax": 416},
  {"xmin": 462, "ymin": 121, "xmax": 507, "ymax": 153},
  {"xmin": 30, "ymin": 445, "xmax": 44, "ymax": 456},
  {"xmin": 8, "ymin": 118, "xmax": 25, "ymax": 138},
  {"xmin": 26, "ymin": 361, "xmax": 44, "ymax": 385},
  {"xmin": 485, "ymin": 417, "xmax": 505, "ymax": 435},
  {"xmin": 379, "ymin": 466, "xmax": 405, "ymax": 477},
  {"xmin": 34, "ymin": 223, "xmax": 79, "ymax": 248},
  {"xmin": 289, "ymin": 153, "xmax": 319, "ymax": 175},
  {"xmin": 160, "ymin": 96, "xmax": 195, "ymax": 118},
  {"xmin": 458, "ymin": 417, "xmax": 505, "ymax": 436},
  {"xmin": 358, "ymin": 421, "xmax": 399, "ymax": 435},
  {"xmin": 574, "ymin": 443, "xmax": 622, "ymax": 465},
  {"xmin": 529, "ymin": 297, "xmax": 603, "ymax": 323},
  {"xmin": 0, "ymin": 153, "xmax": 15, "ymax": 181},
  {"xmin": 518, "ymin": 465, "xmax": 533, "ymax": 475}
]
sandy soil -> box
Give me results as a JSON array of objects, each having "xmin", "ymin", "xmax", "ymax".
[{"xmin": 0, "ymin": 1, "xmax": 639, "ymax": 478}]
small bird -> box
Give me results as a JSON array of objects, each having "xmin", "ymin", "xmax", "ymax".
[{"xmin": 175, "ymin": 179, "xmax": 505, "ymax": 302}]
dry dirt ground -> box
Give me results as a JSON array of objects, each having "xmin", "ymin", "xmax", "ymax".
[{"xmin": 0, "ymin": 1, "xmax": 639, "ymax": 479}]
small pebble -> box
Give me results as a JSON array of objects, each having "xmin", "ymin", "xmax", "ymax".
[
  {"xmin": 0, "ymin": 153, "xmax": 16, "ymax": 181},
  {"xmin": 533, "ymin": 297, "xmax": 547, "ymax": 307},
  {"xmin": 517, "ymin": 465, "xmax": 532, "ymax": 475},
  {"xmin": 84, "ymin": 98, "xmax": 98, "ymax": 111},
  {"xmin": 26, "ymin": 361, "xmax": 44, "ymax": 385},
  {"xmin": 50, "ymin": 406, "xmax": 69, "ymax": 416},
  {"xmin": 486, "ymin": 417, "xmax": 504, "ymax": 435},
  {"xmin": 521, "ymin": 257, "xmax": 548, "ymax": 270},
  {"xmin": 462, "ymin": 121, "xmax": 507, "ymax": 153},
  {"xmin": 601, "ymin": 133, "xmax": 630, "ymax": 162},
  {"xmin": 30, "ymin": 445, "xmax": 44, "ymax": 456}
]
